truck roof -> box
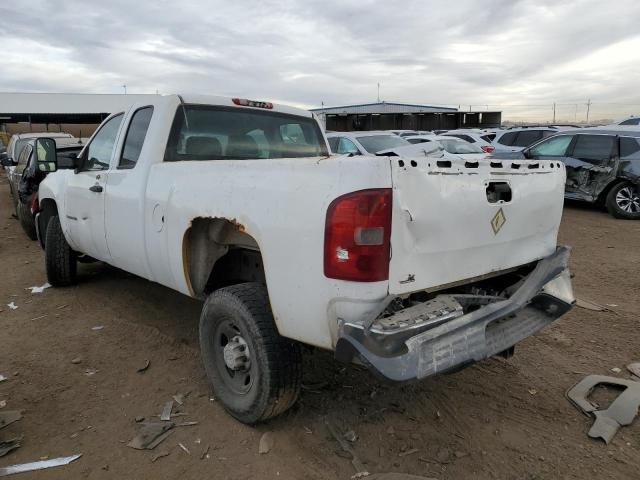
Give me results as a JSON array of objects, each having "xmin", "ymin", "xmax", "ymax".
[{"xmin": 172, "ymin": 94, "xmax": 314, "ymax": 119}]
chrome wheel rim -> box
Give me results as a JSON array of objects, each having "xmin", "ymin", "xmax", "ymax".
[
  {"xmin": 214, "ymin": 320, "xmax": 255, "ymax": 395},
  {"xmin": 615, "ymin": 186, "xmax": 640, "ymax": 213}
]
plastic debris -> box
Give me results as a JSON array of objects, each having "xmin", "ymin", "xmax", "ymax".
[
  {"xmin": 27, "ymin": 283, "xmax": 51, "ymax": 294},
  {"xmin": 611, "ymin": 367, "xmax": 621, "ymax": 374},
  {"xmin": 137, "ymin": 360, "xmax": 150, "ymax": 374},
  {"xmin": 84, "ymin": 368, "xmax": 98, "ymax": 376},
  {"xmin": 325, "ymin": 418, "xmax": 368, "ymax": 476},
  {"xmin": 575, "ymin": 298, "xmax": 608, "ymax": 312},
  {"xmin": 0, "ymin": 375, "xmax": 6, "ymax": 383},
  {"xmin": 151, "ymin": 450, "xmax": 170, "ymax": 463},
  {"xmin": 127, "ymin": 422, "xmax": 174, "ymax": 450},
  {"xmin": 178, "ymin": 442, "xmax": 190, "ymax": 455},
  {"xmin": 0, "ymin": 401, "xmax": 6, "ymax": 409},
  {"xmin": 627, "ymin": 363, "xmax": 640, "ymax": 378},
  {"xmin": 91, "ymin": 326, "xmax": 104, "ymax": 331},
  {"xmin": 0, "ymin": 411, "xmax": 22, "ymax": 430},
  {"xmin": 160, "ymin": 401, "xmax": 173, "ymax": 421},
  {"xmin": 0, "ymin": 438, "xmax": 20, "ymax": 458},
  {"xmin": 567, "ymin": 374, "xmax": 640, "ymax": 444},
  {"xmin": 259, "ymin": 432, "xmax": 273, "ymax": 454},
  {"xmin": 172, "ymin": 394, "xmax": 184, "ymax": 405},
  {"xmin": 0, "ymin": 454, "xmax": 81, "ymax": 476},
  {"xmin": 6, "ymin": 303, "xmax": 17, "ymax": 311}
]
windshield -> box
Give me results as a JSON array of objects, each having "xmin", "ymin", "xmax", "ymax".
[
  {"xmin": 165, "ymin": 105, "xmax": 328, "ymax": 161},
  {"xmin": 356, "ymin": 135, "xmax": 411, "ymax": 153},
  {"xmin": 438, "ymin": 139, "xmax": 484, "ymax": 154}
]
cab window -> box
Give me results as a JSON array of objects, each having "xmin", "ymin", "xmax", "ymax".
[
  {"xmin": 119, "ymin": 107, "xmax": 153, "ymax": 169},
  {"xmin": 83, "ymin": 114, "xmax": 124, "ymax": 171}
]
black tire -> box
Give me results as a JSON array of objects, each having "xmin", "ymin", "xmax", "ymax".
[
  {"xmin": 199, "ymin": 283, "xmax": 302, "ymax": 424},
  {"xmin": 606, "ymin": 181, "xmax": 640, "ymax": 219},
  {"xmin": 17, "ymin": 201, "xmax": 37, "ymax": 240},
  {"xmin": 45, "ymin": 215, "xmax": 77, "ymax": 286}
]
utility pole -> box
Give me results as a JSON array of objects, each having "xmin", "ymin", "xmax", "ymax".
[
  {"xmin": 377, "ymin": 83, "xmax": 380, "ymax": 102},
  {"xmin": 586, "ymin": 98, "xmax": 592, "ymax": 124},
  {"xmin": 122, "ymin": 84, "xmax": 127, "ymax": 94},
  {"xmin": 552, "ymin": 102, "xmax": 556, "ymax": 124}
]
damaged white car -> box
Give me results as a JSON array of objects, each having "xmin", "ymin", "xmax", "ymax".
[{"xmin": 36, "ymin": 94, "xmax": 575, "ymax": 423}]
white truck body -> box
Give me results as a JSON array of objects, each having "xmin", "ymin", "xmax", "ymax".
[{"xmin": 37, "ymin": 94, "xmax": 574, "ymax": 419}]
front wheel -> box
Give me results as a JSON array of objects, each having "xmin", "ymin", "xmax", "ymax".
[
  {"xmin": 606, "ymin": 181, "xmax": 640, "ymax": 219},
  {"xmin": 45, "ymin": 215, "xmax": 77, "ymax": 286},
  {"xmin": 199, "ymin": 283, "xmax": 302, "ymax": 424}
]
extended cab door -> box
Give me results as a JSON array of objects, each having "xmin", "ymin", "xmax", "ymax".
[
  {"xmin": 64, "ymin": 113, "xmax": 124, "ymax": 260},
  {"xmin": 103, "ymin": 106, "xmax": 155, "ymax": 278}
]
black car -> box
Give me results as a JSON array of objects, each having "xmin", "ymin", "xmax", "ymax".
[
  {"xmin": 492, "ymin": 129, "xmax": 640, "ymax": 219},
  {"xmin": 10, "ymin": 139, "xmax": 83, "ymax": 239}
]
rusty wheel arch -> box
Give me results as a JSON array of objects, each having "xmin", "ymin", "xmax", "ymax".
[{"xmin": 182, "ymin": 217, "xmax": 264, "ymax": 298}]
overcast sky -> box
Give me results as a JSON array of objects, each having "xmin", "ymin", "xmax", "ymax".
[{"xmin": 1, "ymin": 0, "xmax": 639, "ymax": 121}]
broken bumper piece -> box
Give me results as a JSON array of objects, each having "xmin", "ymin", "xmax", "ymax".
[{"xmin": 336, "ymin": 246, "xmax": 574, "ymax": 382}]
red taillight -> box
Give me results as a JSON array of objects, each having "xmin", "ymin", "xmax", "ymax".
[
  {"xmin": 232, "ymin": 98, "xmax": 273, "ymax": 109},
  {"xmin": 324, "ymin": 189, "xmax": 392, "ymax": 282},
  {"xmin": 30, "ymin": 193, "xmax": 39, "ymax": 215},
  {"xmin": 481, "ymin": 145, "xmax": 495, "ymax": 153}
]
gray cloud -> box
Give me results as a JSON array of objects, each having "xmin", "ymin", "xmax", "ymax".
[{"xmin": 1, "ymin": 0, "xmax": 639, "ymax": 121}]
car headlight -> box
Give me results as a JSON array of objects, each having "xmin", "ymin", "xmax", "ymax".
[{"xmin": 541, "ymin": 269, "xmax": 574, "ymax": 305}]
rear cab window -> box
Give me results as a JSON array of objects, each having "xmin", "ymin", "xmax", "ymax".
[
  {"xmin": 119, "ymin": 106, "xmax": 154, "ymax": 169},
  {"xmin": 164, "ymin": 105, "xmax": 328, "ymax": 161}
]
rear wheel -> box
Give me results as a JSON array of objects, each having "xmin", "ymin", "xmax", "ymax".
[
  {"xmin": 45, "ymin": 215, "xmax": 77, "ymax": 286},
  {"xmin": 606, "ymin": 181, "xmax": 640, "ymax": 219},
  {"xmin": 199, "ymin": 283, "xmax": 302, "ymax": 424},
  {"xmin": 17, "ymin": 200, "xmax": 37, "ymax": 240}
]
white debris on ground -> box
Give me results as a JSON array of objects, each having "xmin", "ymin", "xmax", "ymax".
[
  {"xmin": 6, "ymin": 302, "xmax": 18, "ymax": 310},
  {"xmin": 27, "ymin": 283, "xmax": 51, "ymax": 294}
]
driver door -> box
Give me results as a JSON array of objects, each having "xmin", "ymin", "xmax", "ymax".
[{"xmin": 64, "ymin": 113, "xmax": 124, "ymax": 260}]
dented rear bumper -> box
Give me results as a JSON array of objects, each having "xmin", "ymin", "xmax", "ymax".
[{"xmin": 335, "ymin": 246, "xmax": 574, "ymax": 382}]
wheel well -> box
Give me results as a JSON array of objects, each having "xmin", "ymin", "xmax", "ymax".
[
  {"xmin": 182, "ymin": 217, "xmax": 265, "ymax": 298},
  {"xmin": 596, "ymin": 178, "xmax": 626, "ymax": 205}
]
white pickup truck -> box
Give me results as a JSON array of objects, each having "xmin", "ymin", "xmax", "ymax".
[{"xmin": 37, "ymin": 94, "xmax": 574, "ymax": 423}]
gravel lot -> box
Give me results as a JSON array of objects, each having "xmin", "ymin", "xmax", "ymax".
[{"xmin": 0, "ymin": 176, "xmax": 639, "ymax": 479}]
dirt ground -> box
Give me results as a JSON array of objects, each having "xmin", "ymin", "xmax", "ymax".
[{"xmin": 0, "ymin": 177, "xmax": 639, "ymax": 480}]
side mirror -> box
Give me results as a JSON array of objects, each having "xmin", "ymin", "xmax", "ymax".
[
  {"xmin": 35, "ymin": 138, "xmax": 58, "ymax": 173},
  {"xmin": 0, "ymin": 152, "xmax": 15, "ymax": 167},
  {"xmin": 522, "ymin": 148, "xmax": 532, "ymax": 159}
]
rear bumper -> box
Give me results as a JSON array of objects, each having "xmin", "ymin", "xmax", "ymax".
[{"xmin": 335, "ymin": 246, "xmax": 573, "ymax": 382}]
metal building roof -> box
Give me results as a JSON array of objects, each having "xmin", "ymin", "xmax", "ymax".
[
  {"xmin": 310, "ymin": 101, "xmax": 458, "ymax": 115},
  {"xmin": 0, "ymin": 92, "xmax": 160, "ymax": 115}
]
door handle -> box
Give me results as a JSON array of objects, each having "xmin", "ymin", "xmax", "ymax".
[{"xmin": 89, "ymin": 185, "xmax": 103, "ymax": 193}]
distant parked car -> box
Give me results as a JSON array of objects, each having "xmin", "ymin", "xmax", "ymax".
[
  {"xmin": 2, "ymin": 137, "xmax": 83, "ymax": 239},
  {"xmin": 503, "ymin": 128, "xmax": 640, "ymax": 219},
  {"xmin": 492, "ymin": 127, "xmax": 563, "ymax": 153},
  {"xmin": 405, "ymin": 135, "xmax": 488, "ymax": 160},
  {"xmin": 326, "ymin": 131, "xmax": 412, "ymax": 155},
  {"xmin": 2, "ymin": 132, "xmax": 76, "ymax": 213},
  {"xmin": 615, "ymin": 116, "xmax": 640, "ymax": 126},
  {"xmin": 441, "ymin": 129, "xmax": 496, "ymax": 152}
]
